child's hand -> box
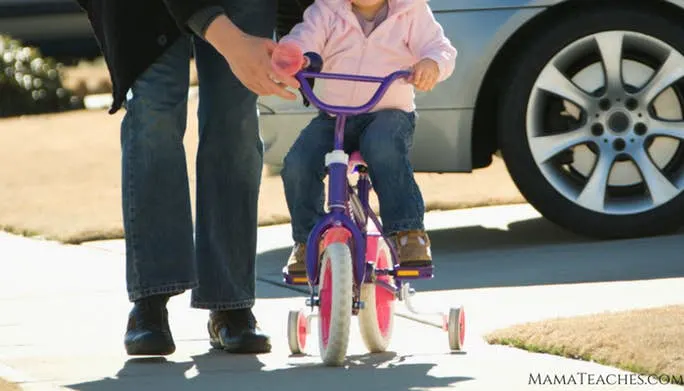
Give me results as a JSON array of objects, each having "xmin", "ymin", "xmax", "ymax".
[{"xmin": 409, "ymin": 59, "xmax": 440, "ymax": 91}]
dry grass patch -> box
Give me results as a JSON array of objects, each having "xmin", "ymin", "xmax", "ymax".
[
  {"xmin": 0, "ymin": 98, "xmax": 524, "ymax": 244},
  {"xmin": 61, "ymin": 57, "xmax": 198, "ymax": 99},
  {"xmin": 60, "ymin": 57, "xmax": 111, "ymax": 99},
  {"xmin": 486, "ymin": 305, "xmax": 684, "ymax": 384},
  {"xmin": 0, "ymin": 378, "xmax": 19, "ymax": 391}
]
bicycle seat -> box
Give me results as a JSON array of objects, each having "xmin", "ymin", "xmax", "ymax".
[{"xmin": 348, "ymin": 151, "xmax": 367, "ymax": 174}]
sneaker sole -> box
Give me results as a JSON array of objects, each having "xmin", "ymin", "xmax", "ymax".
[
  {"xmin": 125, "ymin": 335, "xmax": 176, "ymax": 356},
  {"xmin": 220, "ymin": 333, "xmax": 272, "ymax": 354}
]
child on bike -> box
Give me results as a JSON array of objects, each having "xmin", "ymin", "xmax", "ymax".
[{"xmin": 277, "ymin": 0, "xmax": 457, "ymax": 277}]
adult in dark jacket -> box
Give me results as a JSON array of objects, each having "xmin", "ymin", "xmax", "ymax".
[{"xmin": 77, "ymin": 0, "xmax": 300, "ymax": 356}]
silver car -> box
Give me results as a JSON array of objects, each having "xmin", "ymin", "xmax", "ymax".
[
  {"xmin": 0, "ymin": 0, "xmax": 98, "ymax": 58},
  {"xmin": 259, "ymin": 0, "xmax": 684, "ymax": 239}
]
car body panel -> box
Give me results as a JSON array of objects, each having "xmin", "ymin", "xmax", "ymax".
[
  {"xmin": 259, "ymin": 1, "xmax": 554, "ymax": 172},
  {"xmin": 0, "ymin": 0, "xmax": 98, "ymax": 58},
  {"xmin": 667, "ymin": 0, "xmax": 684, "ymax": 8}
]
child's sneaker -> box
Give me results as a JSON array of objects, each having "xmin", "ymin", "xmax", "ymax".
[
  {"xmin": 285, "ymin": 243, "xmax": 307, "ymax": 276},
  {"xmin": 389, "ymin": 230, "xmax": 432, "ymax": 267}
]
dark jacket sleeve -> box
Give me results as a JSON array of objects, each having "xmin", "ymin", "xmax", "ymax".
[
  {"xmin": 75, "ymin": 0, "xmax": 88, "ymax": 11},
  {"xmin": 186, "ymin": 6, "xmax": 225, "ymax": 38},
  {"xmin": 162, "ymin": 0, "xmax": 224, "ymax": 35}
]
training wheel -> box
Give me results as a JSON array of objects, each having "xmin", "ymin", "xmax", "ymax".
[
  {"xmin": 287, "ymin": 310, "xmax": 308, "ymax": 354},
  {"xmin": 447, "ymin": 306, "xmax": 465, "ymax": 351}
]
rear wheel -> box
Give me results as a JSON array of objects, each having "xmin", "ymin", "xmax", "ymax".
[
  {"xmin": 358, "ymin": 238, "xmax": 395, "ymax": 353},
  {"xmin": 318, "ymin": 242, "xmax": 353, "ymax": 366},
  {"xmin": 498, "ymin": 5, "xmax": 684, "ymax": 238}
]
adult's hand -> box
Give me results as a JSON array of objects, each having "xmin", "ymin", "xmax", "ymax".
[{"xmin": 204, "ymin": 15, "xmax": 299, "ymax": 100}]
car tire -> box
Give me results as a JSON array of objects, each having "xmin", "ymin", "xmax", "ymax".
[
  {"xmin": 276, "ymin": 0, "xmax": 315, "ymax": 40},
  {"xmin": 498, "ymin": 5, "xmax": 684, "ymax": 239}
]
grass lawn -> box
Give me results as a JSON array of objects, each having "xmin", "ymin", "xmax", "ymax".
[
  {"xmin": 0, "ymin": 95, "xmax": 525, "ymax": 244},
  {"xmin": 0, "ymin": 379, "xmax": 19, "ymax": 391},
  {"xmin": 486, "ymin": 305, "xmax": 684, "ymax": 385},
  {"xmin": 60, "ymin": 57, "xmax": 199, "ymax": 99}
]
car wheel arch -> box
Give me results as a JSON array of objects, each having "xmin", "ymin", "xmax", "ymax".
[{"xmin": 470, "ymin": 0, "xmax": 684, "ymax": 170}]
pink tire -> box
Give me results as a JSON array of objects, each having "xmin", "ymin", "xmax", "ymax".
[
  {"xmin": 358, "ymin": 238, "xmax": 395, "ymax": 352},
  {"xmin": 318, "ymin": 243, "xmax": 353, "ymax": 366}
]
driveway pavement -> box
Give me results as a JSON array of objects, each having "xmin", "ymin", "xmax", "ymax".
[{"xmin": 1, "ymin": 204, "xmax": 683, "ymax": 390}]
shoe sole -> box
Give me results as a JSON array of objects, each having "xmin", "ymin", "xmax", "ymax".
[
  {"xmin": 125, "ymin": 336, "xmax": 176, "ymax": 356},
  {"xmin": 399, "ymin": 261, "xmax": 433, "ymax": 268},
  {"xmin": 213, "ymin": 333, "xmax": 272, "ymax": 354}
]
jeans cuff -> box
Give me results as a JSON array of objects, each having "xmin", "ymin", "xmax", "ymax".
[
  {"xmin": 128, "ymin": 281, "xmax": 198, "ymax": 302},
  {"xmin": 190, "ymin": 299, "xmax": 255, "ymax": 310},
  {"xmin": 383, "ymin": 219, "xmax": 425, "ymax": 236},
  {"xmin": 293, "ymin": 230, "xmax": 311, "ymax": 244}
]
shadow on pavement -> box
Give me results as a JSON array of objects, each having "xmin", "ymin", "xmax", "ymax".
[
  {"xmin": 65, "ymin": 350, "xmax": 473, "ymax": 391},
  {"xmin": 255, "ymin": 217, "xmax": 684, "ymax": 298}
]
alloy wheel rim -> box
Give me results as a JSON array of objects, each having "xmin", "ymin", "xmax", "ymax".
[{"xmin": 526, "ymin": 30, "xmax": 684, "ymax": 215}]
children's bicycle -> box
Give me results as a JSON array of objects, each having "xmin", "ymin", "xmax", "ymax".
[{"xmin": 276, "ymin": 49, "xmax": 466, "ymax": 366}]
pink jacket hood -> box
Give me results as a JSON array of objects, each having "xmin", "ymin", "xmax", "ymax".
[
  {"xmin": 320, "ymin": 0, "xmax": 424, "ymax": 18},
  {"xmin": 281, "ymin": 0, "xmax": 457, "ymax": 113}
]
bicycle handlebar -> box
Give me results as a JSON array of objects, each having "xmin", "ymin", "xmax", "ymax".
[{"xmin": 295, "ymin": 69, "xmax": 412, "ymax": 115}]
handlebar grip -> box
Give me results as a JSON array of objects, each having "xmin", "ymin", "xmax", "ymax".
[
  {"xmin": 300, "ymin": 52, "xmax": 324, "ymax": 107},
  {"xmin": 304, "ymin": 52, "xmax": 323, "ymax": 73}
]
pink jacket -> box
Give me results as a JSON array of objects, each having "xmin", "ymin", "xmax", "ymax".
[{"xmin": 280, "ymin": 0, "xmax": 457, "ymax": 113}]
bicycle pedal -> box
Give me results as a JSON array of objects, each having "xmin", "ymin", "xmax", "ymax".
[
  {"xmin": 306, "ymin": 297, "xmax": 320, "ymax": 307},
  {"xmin": 282, "ymin": 267, "xmax": 309, "ymax": 285},
  {"xmin": 394, "ymin": 266, "xmax": 433, "ymax": 279}
]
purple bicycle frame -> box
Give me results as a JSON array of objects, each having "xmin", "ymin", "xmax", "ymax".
[{"xmin": 293, "ymin": 69, "xmax": 413, "ymax": 290}]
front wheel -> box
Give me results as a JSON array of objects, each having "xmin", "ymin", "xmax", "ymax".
[
  {"xmin": 498, "ymin": 5, "xmax": 684, "ymax": 238},
  {"xmin": 318, "ymin": 242, "xmax": 353, "ymax": 366}
]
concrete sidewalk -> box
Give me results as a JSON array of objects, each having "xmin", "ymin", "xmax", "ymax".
[{"xmin": 1, "ymin": 204, "xmax": 683, "ymax": 391}]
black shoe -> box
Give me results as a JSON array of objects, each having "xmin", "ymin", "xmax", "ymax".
[
  {"xmin": 207, "ymin": 309, "xmax": 271, "ymax": 354},
  {"xmin": 124, "ymin": 294, "xmax": 176, "ymax": 356}
]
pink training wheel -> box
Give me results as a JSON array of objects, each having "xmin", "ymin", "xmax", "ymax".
[
  {"xmin": 287, "ymin": 310, "xmax": 308, "ymax": 354},
  {"xmin": 271, "ymin": 42, "xmax": 304, "ymax": 76},
  {"xmin": 447, "ymin": 306, "xmax": 466, "ymax": 351}
]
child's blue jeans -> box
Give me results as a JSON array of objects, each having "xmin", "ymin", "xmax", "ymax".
[{"xmin": 281, "ymin": 109, "xmax": 425, "ymax": 244}]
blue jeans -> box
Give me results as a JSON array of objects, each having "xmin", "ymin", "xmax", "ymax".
[
  {"xmin": 281, "ymin": 109, "xmax": 425, "ymax": 244},
  {"xmin": 121, "ymin": 0, "xmax": 275, "ymax": 309}
]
